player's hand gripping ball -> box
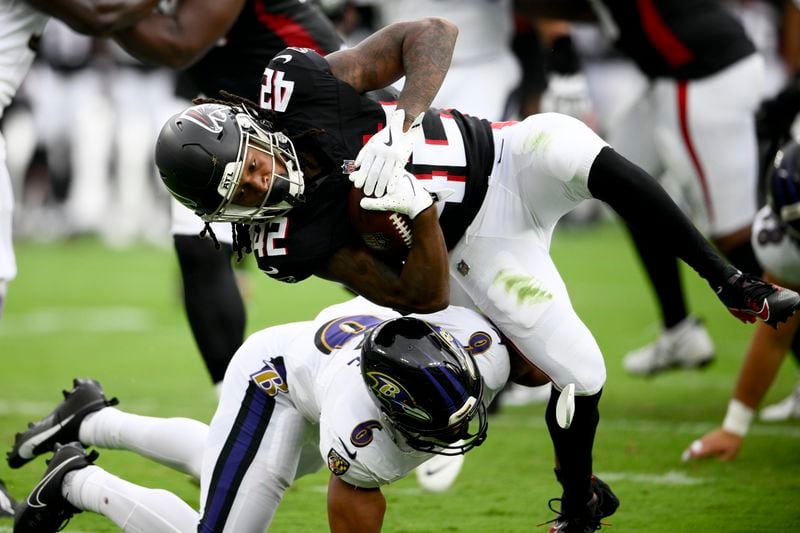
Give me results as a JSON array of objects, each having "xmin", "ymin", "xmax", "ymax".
[{"xmin": 349, "ymin": 186, "xmax": 413, "ymax": 263}]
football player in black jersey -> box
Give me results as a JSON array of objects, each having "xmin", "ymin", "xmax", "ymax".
[
  {"xmin": 107, "ymin": 0, "xmax": 343, "ymax": 387},
  {"xmin": 153, "ymin": 18, "xmax": 800, "ymax": 532}
]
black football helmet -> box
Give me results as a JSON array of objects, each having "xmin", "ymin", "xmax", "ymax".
[
  {"xmin": 361, "ymin": 317, "xmax": 487, "ymax": 456},
  {"xmin": 767, "ymin": 138, "xmax": 800, "ymax": 239},
  {"xmin": 155, "ymin": 103, "xmax": 304, "ymax": 224}
]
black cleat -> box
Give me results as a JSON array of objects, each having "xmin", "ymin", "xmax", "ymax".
[
  {"xmin": 7, "ymin": 379, "xmax": 117, "ymax": 469},
  {"xmin": 590, "ymin": 475, "xmax": 619, "ymax": 520},
  {"xmin": 716, "ymin": 267, "xmax": 800, "ymax": 328},
  {"xmin": 544, "ymin": 475, "xmax": 619, "ymax": 532},
  {"xmin": 14, "ymin": 442, "xmax": 98, "ymax": 533},
  {"xmin": 0, "ymin": 479, "xmax": 17, "ymax": 518}
]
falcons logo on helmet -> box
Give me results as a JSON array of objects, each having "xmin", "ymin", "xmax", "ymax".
[{"xmin": 180, "ymin": 104, "xmax": 229, "ymax": 133}]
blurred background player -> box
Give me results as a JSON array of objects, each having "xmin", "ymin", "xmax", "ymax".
[
  {"xmin": 0, "ymin": 0, "xmax": 160, "ymax": 321},
  {"xmin": 11, "ymin": 21, "xmax": 175, "ymax": 246},
  {"xmin": 0, "ymin": 1, "xmax": 169, "ymax": 522},
  {"xmin": 682, "ymin": 139, "xmax": 800, "ymax": 461}
]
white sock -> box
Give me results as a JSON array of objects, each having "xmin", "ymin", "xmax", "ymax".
[
  {"xmin": 63, "ymin": 465, "xmax": 198, "ymax": 533},
  {"xmin": 80, "ymin": 408, "xmax": 207, "ymax": 478}
]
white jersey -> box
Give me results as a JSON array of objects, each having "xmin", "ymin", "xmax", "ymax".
[
  {"xmin": 199, "ymin": 298, "xmax": 510, "ymax": 530},
  {"xmin": 288, "ymin": 297, "xmax": 510, "ymax": 488},
  {"xmin": 752, "ymin": 205, "xmax": 800, "ymax": 287},
  {"xmin": 0, "ymin": 0, "xmax": 48, "ymax": 115}
]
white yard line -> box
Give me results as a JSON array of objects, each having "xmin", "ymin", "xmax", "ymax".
[
  {"xmin": 0, "ymin": 307, "xmax": 155, "ymax": 335},
  {"xmin": 595, "ymin": 470, "xmax": 706, "ymax": 485}
]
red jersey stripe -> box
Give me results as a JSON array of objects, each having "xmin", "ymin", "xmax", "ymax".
[
  {"xmin": 254, "ymin": 2, "xmax": 324, "ymax": 54},
  {"xmin": 637, "ymin": 0, "xmax": 693, "ymax": 68}
]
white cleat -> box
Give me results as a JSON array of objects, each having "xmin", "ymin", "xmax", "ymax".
[
  {"xmin": 623, "ymin": 316, "xmax": 715, "ymax": 376},
  {"xmin": 759, "ymin": 381, "xmax": 800, "ymax": 422}
]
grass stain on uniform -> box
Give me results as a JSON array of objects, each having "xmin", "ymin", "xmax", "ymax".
[{"xmin": 493, "ymin": 270, "xmax": 553, "ymax": 305}]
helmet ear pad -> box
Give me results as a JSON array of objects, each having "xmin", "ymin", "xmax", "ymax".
[
  {"xmin": 768, "ymin": 139, "xmax": 800, "ymax": 239},
  {"xmin": 360, "ymin": 318, "xmax": 488, "ymax": 455}
]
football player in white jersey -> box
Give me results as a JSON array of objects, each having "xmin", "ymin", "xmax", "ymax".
[
  {"xmin": 683, "ymin": 139, "xmax": 800, "ymax": 462},
  {"xmin": 7, "ymin": 297, "xmax": 614, "ymax": 532},
  {"xmin": 0, "ymin": 0, "xmax": 159, "ymax": 320}
]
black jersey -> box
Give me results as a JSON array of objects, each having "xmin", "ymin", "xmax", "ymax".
[
  {"xmin": 596, "ymin": 0, "xmax": 755, "ymax": 79},
  {"xmin": 249, "ymin": 48, "xmax": 495, "ymax": 283},
  {"xmin": 183, "ymin": 0, "xmax": 342, "ymax": 101}
]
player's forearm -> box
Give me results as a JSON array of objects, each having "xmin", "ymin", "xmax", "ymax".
[
  {"xmin": 397, "ymin": 206, "xmax": 450, "ymax": 312},
  {"xmin": 395, "ymin": 18, "xmax": 458, "ymax": 128},
  {"xmin": 26, "ymin": 0, "xmax": 158, "ymax": 36},
  {"xmin": 113, "ymin": 16, "xmax": 200, "ymax": 68},
  {"xmin": 321, "ymin": 209, "xmax": 449, "ymax": 314},
  {"xmin": 732, "ymin": 280, "xmax": 799, "ymax": 409},
  {"xmin": 113, "ymin": 0, "xmax": 243, "ymax": 68},
  {"xmin": 327, "ymin": 476, "xmax": 385, "ymax": 533}
]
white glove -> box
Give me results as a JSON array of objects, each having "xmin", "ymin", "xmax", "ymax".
[
  {"xmin": 350, "ymin": 109, "xmax": 423, "ymax": 197},
  {"xmin": 360, "ymin": 172, "xmax": 435, "ymax": 220},
  {"xmin": 540, "ymin": 73, "xmax": 594, "ymax": 122}
]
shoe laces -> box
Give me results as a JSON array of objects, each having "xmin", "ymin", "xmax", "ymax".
[
  {"xmin": 537, "ymin": 497, "xmax": 604, "ymax": 532},
  {"xmin": 738, "ymin": 275, "xmax": 778, "ymax": 304},
  {"xmin": 721, "ymin": 271, "xmax": 776, "ymax": 309}
]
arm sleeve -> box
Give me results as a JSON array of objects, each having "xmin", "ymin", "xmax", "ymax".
[{"xmin": 587, "ymin": 146, "xmax": 730, "ymax": 288}]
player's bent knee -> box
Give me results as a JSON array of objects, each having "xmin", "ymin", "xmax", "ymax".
[{"xmin": 543, "ymin": 318, "xmax": 607, "ymax": 395}]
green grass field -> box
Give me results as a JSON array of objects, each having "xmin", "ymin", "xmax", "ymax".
[{"xmin": 1, "ymin": 220, "xmax": 799, "ymax": 532}]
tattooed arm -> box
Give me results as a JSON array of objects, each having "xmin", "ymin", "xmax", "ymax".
[{"xmin": 325, "ymin": 18, "xmax": 457, "ymax": 129}]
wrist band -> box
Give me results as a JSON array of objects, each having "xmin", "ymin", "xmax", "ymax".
[{"xmin": 722, "ymin": 399, "xmax": 754, "ymax": 437}]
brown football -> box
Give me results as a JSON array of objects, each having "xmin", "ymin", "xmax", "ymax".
[{"xmin": 348, "ymin": 186, "xmax": 412, "ymax": 262}]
